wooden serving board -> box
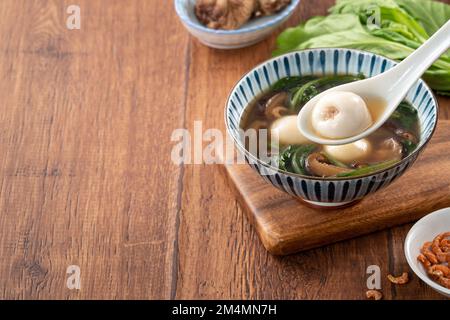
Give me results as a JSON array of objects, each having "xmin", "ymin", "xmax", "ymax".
[{"xmin": 223, "ymin": 120, "xmax": 450, "ymax": 255}]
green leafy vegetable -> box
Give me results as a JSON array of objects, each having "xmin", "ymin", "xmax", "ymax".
[
  {"xmin": 401, "ymin": 139, "xmax": 417, "ymax": 154},
  {"xmin": 290, "ymin": 79, "xmax": 321, "ymax": 110},
  {"xmin": 289, "ymin": 74, "xmax": 365, "ymax": 111},
  {"xmin": 278, "ymin": 145, "xmax": 316, "ymax": 174},
  {"xmin": 336, "ymin": 159, "xmax": 399, "ymax": 177},
  {"xmin": 390, "ymin": 101, "xmax": 418, "ymax": 130},
  {"xmin": 274, "ymin": 14, "xmax": 365, "ymax": 55},
  {"xmin": 332, "ymin": 3, "xmax": 429, "ymax": 41},
  {"xmin": 396, "ymin": 0, "xmax": 450, "ymax": 36},
  {"xmin": 278, "ymin": 145, "xmax": 295, "ymax": 172},
  {"xmin": 271, "ymin": 75, "xmax": 317, "ymax": 91},
  {"xmin": 274, "ymin": 0, "xmax": 450, "ymax": 95}
]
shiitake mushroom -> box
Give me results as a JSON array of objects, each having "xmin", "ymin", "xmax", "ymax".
[
  {"xmin": 305, "ymin": 153, "xmax": 352, "ymax": 177},
  {"xmin": 264, "ymin": 92, "xmax": 289, "ymax": 120}
]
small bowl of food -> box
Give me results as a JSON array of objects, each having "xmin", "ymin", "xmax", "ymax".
[
  {"xmin": 174, "ymin": 0, "xmax": 301, "ymax": 49},
  {"xmin": 225, "ymin": 48, "xmax": 438, "ymax": 207},
  {"xmin": 405, "ymin": 208, "xmax": 450, "ymax": 297}
]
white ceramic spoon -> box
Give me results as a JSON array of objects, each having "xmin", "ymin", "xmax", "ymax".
[{"xmin": 297, "ymin": 19, "xmax": 450, "ymax": 146}]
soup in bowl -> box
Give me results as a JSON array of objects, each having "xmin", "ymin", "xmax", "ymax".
[{"xmin": 225, "ymin": 49, "xmax": 438, "ymax": 207}]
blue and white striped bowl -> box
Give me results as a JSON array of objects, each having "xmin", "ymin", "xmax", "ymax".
[
  {"xmin": 174, "ymin": 0, "xmax": 301, "ymax": 49},
  {"xmin": 225, "ymin": 49, "xmax": 438, "ymax": 207}
]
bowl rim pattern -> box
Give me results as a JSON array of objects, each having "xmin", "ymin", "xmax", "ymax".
[
  {"xmin": 224, "ymin": 48, "xmax": 439, "ymax": 181},
  {"xmin": 174, "ymin": 0, "xmax": 301, "ymax": 35}
]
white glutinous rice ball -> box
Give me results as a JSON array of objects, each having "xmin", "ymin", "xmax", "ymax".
[
  {"xmin": 311, "ymin": 91, "xmax": 373, "ymax": 139},
  {"xmin": 324, "ymin": 139, "xmax": 372, "ymax": 163},
  {"xmin": 271, "ymin": 115, "xmax": 309, "ymax": 145}
]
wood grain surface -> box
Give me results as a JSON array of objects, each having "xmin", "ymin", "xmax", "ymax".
[
  {"xmin": 224, "ymin": 121, "xmax": 450, "ymax": 255},
  {"xmin": 0, "ymin": 0, "xmax": 448, "ymax": 300}
]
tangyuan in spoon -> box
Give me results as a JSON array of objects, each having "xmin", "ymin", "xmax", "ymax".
[
  {"xmin": 311, "ymin": 91, "xmax": 373, "ymax": 139},
  {"xmin": 298, "ymin": 20, "xmax": 450, "ymax": 146}
]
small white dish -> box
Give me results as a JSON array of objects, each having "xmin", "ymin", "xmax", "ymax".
[
  {"xmin": 174, "ymin": 0, "xmax": 301, "ymax": 49},
  {"xmin": 404, "ymin": 207, "xmax": 450, "ymax": 298}
]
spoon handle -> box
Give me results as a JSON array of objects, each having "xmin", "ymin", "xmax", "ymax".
[{"xmin": 383, "ymin": 19, "xmax": 450, "ymax": 101}]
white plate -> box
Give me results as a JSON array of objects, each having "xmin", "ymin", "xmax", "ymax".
[{"xmin": 404, "ymin": 207, "xmax": 450, "ymax": 297}]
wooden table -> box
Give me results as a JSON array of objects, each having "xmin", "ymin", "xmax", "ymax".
[{"xmin": 0, "ymin": 0, "xmax": 448, "ymax": 300}]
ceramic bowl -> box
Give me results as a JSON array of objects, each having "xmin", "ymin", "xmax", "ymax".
[
  {"xmin": 405, "ymin": 208, "xmax": 450, "ymax": 298},
  {"xmin": 225, "ymin": 48, "xmax": 438, "ymax": 207},
  {"xmin": 174, "ymin": 0, "xmax": 301, "ymax": 49}
]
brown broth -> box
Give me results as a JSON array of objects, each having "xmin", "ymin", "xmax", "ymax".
[{"xmin": 365, "ymin": 96, "xmax": 387, "ymax": 122}]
